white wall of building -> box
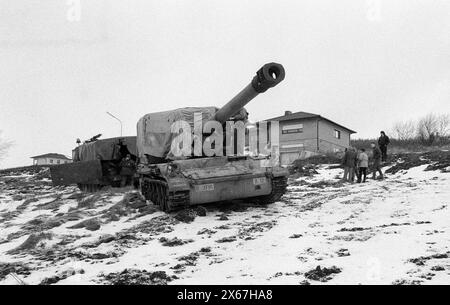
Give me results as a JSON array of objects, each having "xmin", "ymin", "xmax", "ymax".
[{"xmin": 33, "ymin": 158, "xmax": 72, "ymax": 165}]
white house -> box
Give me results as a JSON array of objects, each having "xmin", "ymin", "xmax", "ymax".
[
  {"xmin": 31, "ymin": 153, "xmax": 72, "ymax": 166},
  {"xmin": 266, "ymin": 111, "xmax": 357, "ymax": 165}
]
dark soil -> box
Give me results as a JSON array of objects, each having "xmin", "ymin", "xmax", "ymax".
[
  {"xmin": 289, "ymin": 161, "xmax": 319, "ymax": 177},
  {"xmin": 7, "ymin": 232, "xmax": 53, "ymax": 255},
  {"xmin": 123, "ymin": 192, "xmax": 147, "ymax": 209},
  {"xmin": 197, "ymin": 228, "xmax": 217, "ymax": 235},
  {"xmin": 291, "ymin": 153, "xmax": 341, "ymax": 168},
  {"xmin": 297, "ymin": 199, "xmax": 324, "ymax": 212},
  {"xmin": 16, "ymin": 198, "xmax": 39, "ymax": 211},
  {"xmin": 218, "ymin": 214, "xmax": 229, "ymax": 221},
  {"xmin": 33, "ymin": 197, "xmax": 64, "ymax": 211},
  {"xmin": 289, "ymin": 234, "xmax": 303, "ymax": 239},
  {"xmin": 175, "ymin": 209, "xmax": 197, "ymax": 223},
  {"xmin": 176, "ymin": 252, "xmax": 200, "ymax": 268},
  {"xmin": 39, "ymin": 268, "xmax": 84, "ymax": 285},
  {"xmin": 304, "ymin": 265, "xmax": 342, "ymax": 282},
  {"xmin": 21, "ymin": 211, "xmax": 86, "ymax": 233},
  {"xmin": 309, "ymin": 180, "xmax": 344, "ymax": 189},
  {"xmin": 336, "ymin": 248, "xmax": 350, "ymax": 257},
  {"xmin": 0, "ymin": 262, "xmax": 31, "ymax": 281},
  {"xmin": 392, "ymin": 279, "xmax": 423, "ymax": 285},
  {"xmin": 0, "ymin": 167, "xmax": 53, "ymax": 193},
  {"xmin": 194, "ymin": 206, "xmax": 207, "ymax": 216},
  {"xmin": 378, "ymin": 222, "xmax": 411, "ymax": 228},
  {"xmin": 101, "ymin": 269, "xmax": 176, "ymax": 285},
  {"xmin": 408, "ymin": 252, "xmax": 449, "ymax": 266},
  {"xmin": 214, "ymin": 201, "xmax": 261, "ymax": 213},
  {"xmin": 77, "ymin": 194, "xmax": 102, "ymax": 209},
  {"xmin": 82, "ymin": 234, "xmax": 116, "ymax": 249},
  {"xmin": 216, "ymin": 236, "xmax": 237, "ymax": 243},
  {"xmin": 199, "ymin": 247, "xmax": 211, "ymax": 253},
  {"xmin": 237, "ymin": 221, "xmax": 277, "ymax": 239},
  {"xmin": 158, "ymin": 237, "xmax": 193, "ymax": 247},
  {"xmin": 0, "ymin": 165, "xmax": 49, "ymax": 177},
  {"xmin": 121, "ymin": 215, "xmax": 178, "ymax": 236},
  {"xmin": 386, "ymin": 151, "xmax": 450, "ymax": 174},
  {"xmin": 101, "ymin": 192, "xmax": 153, "ymax": 222},
  {"xmin": 66, "ymin": 192, "xmax": 85, "ymax": 200},
  {"xmin": 339, "ymin": 227, "xmax": 371, "ymax": 232},
  {"xmin": 68, "ymin": 218, "xmax": 101, "ymax": 231},
  {"xmin": 430, "ymin": 265, "xmax": 445, "ymax": 271}
]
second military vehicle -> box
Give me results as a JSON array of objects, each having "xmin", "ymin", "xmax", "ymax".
[{"xmin": 51, "ymin": 136, "xmax": 137, "ymax": 191}]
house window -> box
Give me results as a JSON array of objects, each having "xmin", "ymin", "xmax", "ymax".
[
  {"xmin": 334, "ymin": 129, "xmax": 341, "ymax": 139},
  {"xmin": 282, "ymin": 123, "xmax": 303, "ymax": 134},
  {"xmin": 49, "ymin": 159, "xmax": 54, "ymax": 164},
  {"xmin": 57, "ymin": 160, "xmax": 60, "ymax": 164}
]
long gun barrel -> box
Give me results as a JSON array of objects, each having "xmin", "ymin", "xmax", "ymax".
[{"xmin": 213, "ymin": 62, "xmax": 285, "ymax": 124}]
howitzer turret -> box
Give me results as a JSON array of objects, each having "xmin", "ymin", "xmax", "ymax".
[
  {"xmin": 214, "ymin": 62, "xmax": 285, "ymax": 124},
  {"xmin": 136, "ymin": 63, "xmax": 286, "ymax": 161}
]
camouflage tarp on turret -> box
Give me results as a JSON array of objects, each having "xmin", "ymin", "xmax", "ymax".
[{"xmin": 136, "ymin": 107, "xmax": 218, "ymax": 160}]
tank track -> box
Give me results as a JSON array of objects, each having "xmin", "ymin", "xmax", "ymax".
[
  {"xmin": 141, "ymin": 177, "xmax": 190, "ymax": 212},
  {"xmin": 251, "ymin": 176, "xmax": 288, "ymax": 204}
]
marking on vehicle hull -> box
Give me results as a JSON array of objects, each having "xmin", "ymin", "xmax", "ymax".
[
  {"xmin": 196, "ymin": 184, "xmax": 215, "ymax": 192},
  {"xmin": 253, "ymin": 177, "xmax": 267, "ymax": 185}
]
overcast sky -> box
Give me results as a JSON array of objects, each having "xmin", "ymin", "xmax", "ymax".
[{"xmin": 1, "ymin": 0, "xmax": 449, "ymax": 168}]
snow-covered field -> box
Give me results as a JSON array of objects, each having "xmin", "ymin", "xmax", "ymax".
[{"xmin": 0, "ymin": 155, "xmax": 449, "ymax": 285}]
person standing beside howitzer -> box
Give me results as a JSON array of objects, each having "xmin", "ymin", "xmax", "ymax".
[
  {"xmin": 371, "ymin": 143, "xmax": 384, "ymax": 180},
  {"xmin": 356, "ymin": 148, "xmax": 369, "ymax": 183},
  {"xmin": 119, "ymin": 154, "xmax": 136, "ymax": 187},
  {"xmin": 378, "ymin": 131, "xmax": 390, "ymax": 162},
  {"xmin": 342, "ymin": 147, "xmax": 357, "ymax": 182}
]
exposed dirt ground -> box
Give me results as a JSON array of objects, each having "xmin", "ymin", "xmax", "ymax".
[{"xmin": 0, "ymin": 151, "xmax": 449, "ymax": 285}]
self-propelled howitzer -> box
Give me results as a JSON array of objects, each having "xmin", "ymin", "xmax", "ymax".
[{"xmin": 137, "ymin": 62, "xmax": 288, "ymax": 211}]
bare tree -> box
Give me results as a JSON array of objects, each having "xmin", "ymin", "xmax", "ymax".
[
  {"xmin": 436, "ymin": 113, "xmax": 450, "ymax": 137},
  {"xmin": 417, "ymin": 113, "xmax": 440, "ymax": 144},
  {"xmin": 0, "ymin": 131, "xmax": 13, "ymax": 163},
  {"xmin": 392, "ymin": 120, "xmax": 416, "ymax": 141}
]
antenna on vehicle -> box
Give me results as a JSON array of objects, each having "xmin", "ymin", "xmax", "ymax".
[{"xmin": 106, "ymin": 111, "xmax": 123, "ymax": 137}]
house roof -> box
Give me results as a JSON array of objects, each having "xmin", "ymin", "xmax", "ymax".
[
  {"xmin": 30, "ymin": 153, "xmax": 71, "ymax": 160},
  {"xmin": 267, "ymin": 111, "xmax": 356, "ymax": 134}
]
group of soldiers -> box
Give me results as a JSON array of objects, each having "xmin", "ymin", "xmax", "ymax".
[{"xmin": 342, "ymin": 131, "xmax": 390, "ymax": 183}]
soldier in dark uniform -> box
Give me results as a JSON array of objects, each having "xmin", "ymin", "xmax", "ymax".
[
  {"xmin": 371, "ymin": 143, "xmax": 384, "ymax": 180},
  {"xmin": 342, "ymin": 147, "xmax": 358, "ymax": 182},
  {"xmin": 119, "ymin": 154, "xmax": 136, "ymax": 187},
  {"xmin": 378, "ymin": 131, "xmax": 390, "ymax": 162}
]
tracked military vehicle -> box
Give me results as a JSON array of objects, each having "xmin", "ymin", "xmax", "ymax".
[
  {"xmin": 136, "ymin": 62, "xmax": 289, "ymax": 211},
  {"xmin": 50, "ymin": 136, "xmax": 137, "ymax": 191}
]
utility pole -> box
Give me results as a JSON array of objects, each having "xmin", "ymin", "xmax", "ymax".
[{"xmin": 106, "ymin": 111, "xmax": 123, "ymax": 137}]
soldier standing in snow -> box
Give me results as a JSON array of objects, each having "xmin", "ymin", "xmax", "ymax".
[
  {"xmin": 371, "ymin": 143, "xmax": 384, "ymax": 180},
  {"xmin": 342, "ymin": 147, "xmax": 357, "ymax": 182},
  {"xmin": 119, "ymin": 154, "xmax": 136, "ymax": 187},
  {"xmin": 378, "ymin": 131, "xmax": 390, "ymax": 162},
  {"xmin": 357, "ymin": 148, "xmax": 369, "ymax": 183}
]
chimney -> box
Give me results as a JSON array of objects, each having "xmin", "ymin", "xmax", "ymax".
[{"xmin": 284, "ymin": 110, "xmax": 292, "ymax": 116}]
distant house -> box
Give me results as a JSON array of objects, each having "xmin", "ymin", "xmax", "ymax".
[
  {"xmin": 267, "ymin": 111, "xmax": 356, "ymax": 165},
  {"xmin": 31, "ymin": 153, "xmax": 72, "ymax": 166}
]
